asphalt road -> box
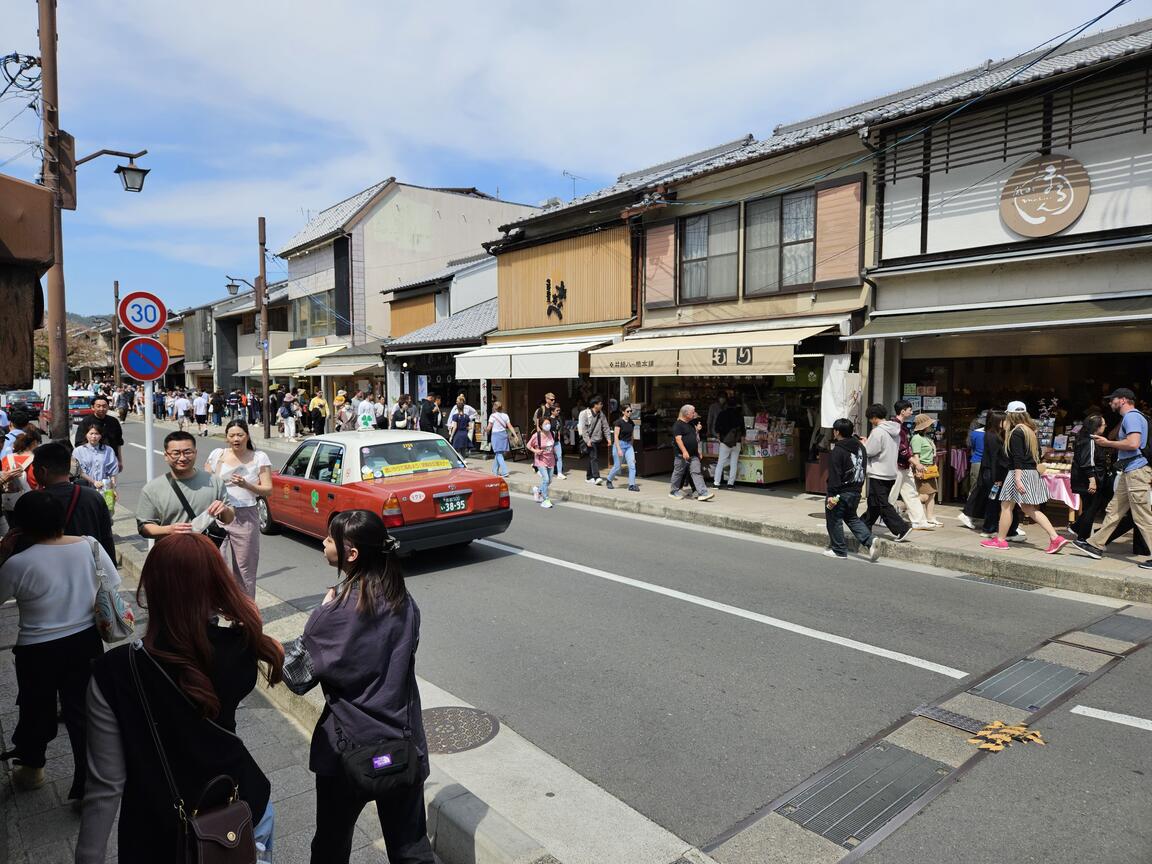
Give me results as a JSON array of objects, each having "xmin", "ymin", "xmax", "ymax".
[{"xmin": 114, "ymin": 421, "xmax": 1152, "ymax": 862}]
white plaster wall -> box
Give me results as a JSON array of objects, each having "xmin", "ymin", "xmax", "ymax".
[
  {"xmin": 882, "ymin": 177, "xmax": 922, "ymax": 259},
  {"xmin": 359, "ymin": 186, "xmax": 534, "ymax": 337},
  {"xmin": 920, "ymin": 131, "xmax": 1152, "ymax": 254},
  {"xmin": 351, "ymin": 225, "xmax": 368, "ymax": 345},
  {"xmin": 236, "ymin": 331, "xmax": 290, "ymax": 375},
  {"xmin": 874, "ymin": 247, "xmax": 1152, "ymax": 311},
  {"xmin": 286, "ymin": 245, "xmax": 335, "ymax": 299},
  {"xmin": 449, "ymin": 259, "xmax": 497, "ymax": 314}
]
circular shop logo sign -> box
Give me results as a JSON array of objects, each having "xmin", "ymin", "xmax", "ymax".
[{"xmin": 1000, "ymin": 154, "xmax": 1090, "ymax": 238}]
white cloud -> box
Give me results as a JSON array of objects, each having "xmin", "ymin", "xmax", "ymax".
[{"xmin": 5, "ymin": 0, "xmax": 1148, "ymax": 283}]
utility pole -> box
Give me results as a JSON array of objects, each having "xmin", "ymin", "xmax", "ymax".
[
  {"xmin": 38, "ymin": 0, "xmax": 68, "ymax": 439},
  {"xmin": 258, "ymin": 217, "xmax": 271, "ymax": 440},
  {"xmin": 112, "ymin": 280, "xmax": 120, "ymax": 382}
]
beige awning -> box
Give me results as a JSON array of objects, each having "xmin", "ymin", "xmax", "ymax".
[
  {"xmin": 589, "ymin": 326, "xmax": 829, "ymax": 377},
  {"xmin": 843, "ymin": 296, "xmax": 1152, "ymax": 340},
  {"xmin": 256, "ymin": 344, "xmax": 346, "ymax": 376}
]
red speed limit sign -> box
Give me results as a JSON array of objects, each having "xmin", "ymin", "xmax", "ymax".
[{"xmin": 117, "ymin": 291, "xmax": 168, "ymax": 336}]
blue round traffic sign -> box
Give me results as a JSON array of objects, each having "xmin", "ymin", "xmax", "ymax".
[{"xmin": 120, "ymin": 336, "xmax": 170, "ymax": 382}]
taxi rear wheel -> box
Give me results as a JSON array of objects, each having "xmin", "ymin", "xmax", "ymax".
[{"xmin": 257, "ymin": 498, "xmax": 279, "ymax": 535}]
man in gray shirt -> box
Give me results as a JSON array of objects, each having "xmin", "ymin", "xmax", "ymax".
[{"xmin": 137, "ymin": 431, "xmax": 235, "ymax": 538}]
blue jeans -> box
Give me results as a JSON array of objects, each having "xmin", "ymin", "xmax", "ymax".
[
  {"xmin": 493, "ymin": 451, "xmax": 508, "ymax": 476},
  {"xmin": 825, "ymin": 490, "xmax": 874, "ymax": 555},
  {"xmin": 553, "ymin": 441, "xmax": 564, "ymax": 475},
  {"xmin": 538, "ymin": 466, "xmax": 553, "ymax": 501},
  {"xmin": 607, "ymin": 443, "xmax": 636, "ymax": 485},
  {"xmin": 254, "ymin": 801, "xmax": 274, "ymax": 862}
]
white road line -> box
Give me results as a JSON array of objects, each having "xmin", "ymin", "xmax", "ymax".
[
  {"xmin": 127, "ymin": 442, "xmax": 164, "ymax": 456},
  {"xmin": 478, "ymin": 538, "xmax": 969, "ymax": 680},
  {"xmin": 1070, "ymin": 705, "xmax": 1152, "ymax": 731}
]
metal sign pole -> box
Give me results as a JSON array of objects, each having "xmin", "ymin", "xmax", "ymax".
[{"xmin": 143, "ymin": 379, "xmax": 155, "ymax": 484}]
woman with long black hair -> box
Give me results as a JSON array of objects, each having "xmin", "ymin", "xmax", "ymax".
[
  {"xmin": 289, "ymin": 510, "xmax": 433, "ymax": 864},
  {"xmin": 77, "ymin": 533, "xmax": 283, "ymax": 863},
  {"xmin": 1070, "ymin": 413, "xmax": 1110, "ymax": 540}
]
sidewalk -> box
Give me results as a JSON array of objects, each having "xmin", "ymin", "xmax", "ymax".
[{"xmin": 147, "ymin": 417, "xmax": 1152, "ymax": 603}]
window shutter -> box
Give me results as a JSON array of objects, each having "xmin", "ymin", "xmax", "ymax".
[
  {"xmin": 814, "ymin": 179, "xmax": 863, "ymax": 286},
  {"xmin": 644, "ymin": 223, "xmax": 676, "ymax": 308}
]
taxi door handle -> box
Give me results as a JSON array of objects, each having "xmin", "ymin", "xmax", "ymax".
[
  {"xmin": 292, "ymin": 485, "xmax": 300, "ymax": 492},
  {"xmin": 327, "ymin": 493, "xmax": 336, "ymax": 500}
]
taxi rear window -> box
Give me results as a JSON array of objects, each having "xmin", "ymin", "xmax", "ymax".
[{"xmin": 359, "ymin": 439, "xmax": 464, "ymax": 480}]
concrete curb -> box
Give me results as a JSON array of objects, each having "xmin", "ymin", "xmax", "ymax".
[
  {"xmin": 506, "ymin": 476, "xmax": 1152, "ymax": 604},
  {"xmin": 112, "ymin": 526, "xmax": 562, "ymax": 864}
]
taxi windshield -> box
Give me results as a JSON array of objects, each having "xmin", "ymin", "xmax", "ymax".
[{"xmin": 358, "ymin": 438, "xmax": 464, "ymax": 480}]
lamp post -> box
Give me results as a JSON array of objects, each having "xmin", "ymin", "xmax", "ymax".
[
  {"xmin": 38, "ymin": 0, "xmax": 150, "ymax": 437},
  {"xmin": 226, "ymin": 216, "xmax": 271, "ymax": 439}
]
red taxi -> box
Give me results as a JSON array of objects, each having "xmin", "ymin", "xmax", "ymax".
[{"xmin": 259, "ymin": 430, "xmax": 512, "ymax": 551}]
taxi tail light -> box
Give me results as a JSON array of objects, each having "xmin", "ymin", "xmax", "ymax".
[
  {"xmin": 382, "ymin": 494, "xmax": 404, "ymax": 529},
  {"xmin": 498, "ymin": 478, "xmax": 510, "ymax": 509}
]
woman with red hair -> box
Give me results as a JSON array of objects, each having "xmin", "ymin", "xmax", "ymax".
[{"xmin": 76, "ymin": 533, "xmax": 284, "ymax": 864}]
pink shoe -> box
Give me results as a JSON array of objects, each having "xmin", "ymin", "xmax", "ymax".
[
  {"xmin": 980, "ymin": 538, "xmax": 1009, "ymax": 550},
  {"xmin": 1045, "ymin": 536, "xmax": 1070, "ymax": 555}
]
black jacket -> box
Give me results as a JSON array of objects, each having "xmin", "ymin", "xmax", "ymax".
[
  {"xmin": 74, "ymin": 413, "xmax": 124, "ymax": 450},
  {"xmin": 714, "ymin": 405, "xmax": 744, "ymax": 443},
  {"xmin": 980, "ymin": 433, "xmax": 1009, "ymax": 485},
  {"xmin": 1070, "ymin": 435, "xmax": 1108, "ymax": 494},
  {"xmin": 91, "ymin": 631, "xmax": 268, "ymax": 863},
  {"xmin": 827, "ymin": 438, "xmax": 868, "ymax": 495}
]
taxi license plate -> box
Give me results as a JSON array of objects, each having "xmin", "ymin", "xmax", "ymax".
[{"xmin": 437, "ymin": 495, "xmax": 467, "ymax": 514}]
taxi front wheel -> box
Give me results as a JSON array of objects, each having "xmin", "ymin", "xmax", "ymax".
[{"xmin": 257, "ymin": 498, "xmax": 279, "ymax": 536}]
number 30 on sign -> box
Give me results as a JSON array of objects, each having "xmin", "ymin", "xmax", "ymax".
[{"xmin": 117, "ymin": 291, "xmax": 168, "ymax": 336}]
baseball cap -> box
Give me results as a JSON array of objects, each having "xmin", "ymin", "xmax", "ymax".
[
  {"xmin": 1106, "ymin": 387, "xmax": 1136, "ymax": 401},
  {"xmin": 1006, "ymin": 400, "xmax": 1027, "ymax": 413}
]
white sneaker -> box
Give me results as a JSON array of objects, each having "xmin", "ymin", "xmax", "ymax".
[
  {"xmin": 540, "ymin": 499, "xmax": 553, "ymax": 509},
  {"xmin": 823, "ymin": 549, "xmax": 847, "ymax": 560},
  {"xmin": 958, "ymin": 513, "xmax": 975, "ymax": 530},
  {"xmin": 593, "ymin": 477, "xmax": 603, "ymax": 485},
  {"xmin": 1007, "ymin": 530, "xmax": 1027, "ymax": 543},
  {"xmin": 868, "ymin": 541, "xmax": 881, "ymax": 562},
  {"xmin": 554, "ymin": 472, "xmax": 566, "ymax": 481}
]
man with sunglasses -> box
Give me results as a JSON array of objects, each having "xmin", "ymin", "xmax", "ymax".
[{"xmin": 136, "ymin": 431, "xmax": 234, "ymax": 539}]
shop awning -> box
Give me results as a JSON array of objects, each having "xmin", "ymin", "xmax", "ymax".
[
  {"xmin": 455, "ymin": 337, "xmax": 611, "ymax": 380},
  {"xmin": 589, "ymin": 326, "xmax": 830, "ymax": 377},
  {"xmin": 249, "ymin": 344, "xmax": 346, "ymax": 377},
  {"xmin": 843, "ymin": 296, "xmax": 1152, "ymax": 341}
]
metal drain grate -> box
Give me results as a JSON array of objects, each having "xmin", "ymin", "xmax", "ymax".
[
  {"xmin": 775, "ymin": 743, "xmax": 951, "ymax": 849},
  {"xmin": 967, "ymin": 659, "xmax": 1087, "ymax": 712},
  {"xmin": 912, "ymin": 704, "xmax": 986, "ymax": 734},
  {"xmin": 1083, "ymin": 614, "xmax": 1152, "ymax": 644}
]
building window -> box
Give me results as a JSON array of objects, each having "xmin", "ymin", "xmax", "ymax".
[
  {"xmin": 267, "ymin": 305, "xmax": 289, "ymax": 332},
  {"xmin": 744, "ymin": 190, "xmax": 815, "ymax": 295},
  {"xmin": 679, "ymin": 206, "xmax": 738, "ymax": 302},
  {"xmin": 292, "ymin": 289, "xmax": 337, "ymax": 339},
  {"xmin": 240, "ymin": 312, "xmax": 256, "ymax": 335}
]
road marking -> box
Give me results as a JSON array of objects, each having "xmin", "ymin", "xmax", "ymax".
[
  {"xmin": 509, "ymin": 492, "xmax": 1124, "ymax": 609},
  {"xmin": 127, "ymin": 442, "xmax": 165, "ymax": 456},
  {"xmin": 478, "ymin": 539, "xmax": 969, "ymax": 679},
  {"xmin": 1070, "ymin": 705, "xmax": 1152, "ymax": 731}
]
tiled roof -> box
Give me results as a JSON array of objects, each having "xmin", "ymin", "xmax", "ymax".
[
  {"xmin": 386, "ymin": 297, "xmax": 498, "ymax": 348},
  {"xmin": 277, "ymin": 179, "xmax": 394, "ymax": 257},
  {"xmin": 503, "ymin": 19, "xmax": 1152, "ymax": 229},
  {"xmin": 387, "ymin": 254, "xmax": 491, "ymax": 295}
]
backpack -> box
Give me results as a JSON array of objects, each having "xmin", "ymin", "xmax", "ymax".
[{"xmin": 278, "ymin": 405, "xmax": 291, "ymax": 419}]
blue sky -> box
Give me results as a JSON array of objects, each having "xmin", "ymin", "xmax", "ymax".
[{"xmin": 2, "ymin": 0, "xmax": 1146, "ymax": 316}]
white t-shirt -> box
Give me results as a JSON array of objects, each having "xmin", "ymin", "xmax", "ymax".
[
  {"xmin": 174, "ymin": 397, "xmax": 191, "ymax": 415},
  {"xmin": 489, "ymin": 412, "xmax": 511, "ymax": 433},
  {"xmin": 357, "ymin": 400, "xmax": 377, "ymax": 429},
  {"xmin": 0, "ymin": 538, "xmax": 120, "ymax": 645},
  {"xmin": 193, "ymin": 395, "xmax": 208, "ymax": 415},
  {"xmin": 206, "ymin": 448, "xmax": 273, "ymax": 508}
]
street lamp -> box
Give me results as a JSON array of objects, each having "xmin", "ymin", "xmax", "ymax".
[{"xmin": 114, "ymin": 158, "xmax": 150, "ymax": 193}]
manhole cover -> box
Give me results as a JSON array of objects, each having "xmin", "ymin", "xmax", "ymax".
[
  {"xmin": 776, "ymin": 743, "xmax": 951, "ymax": 849},
  {"xmin": 967, "ymin": 658, "xmax": 1087, "ymax": 712},
  {"xmin": 1084, "ymin": 613, "xmax": 1152, "ymax": 644},
  {"xmin": 912, "ymin": 704, "xmax": 986, "ymax": 734},
  {"xmin": 422, "ymin": 706, "xmax": 500, "ymax": 754}
]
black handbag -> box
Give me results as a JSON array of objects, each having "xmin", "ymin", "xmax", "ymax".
[
  {"xmin": 130, "ymin": 645, "xmax": 257, "ymax": 863},
  {"xmin": 334, "ymin": 646, "xmax": 421, "ymax": 798},
  {"xmin": 168, "ymin": 474, "xmax": 229, "ymax": 547}
]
